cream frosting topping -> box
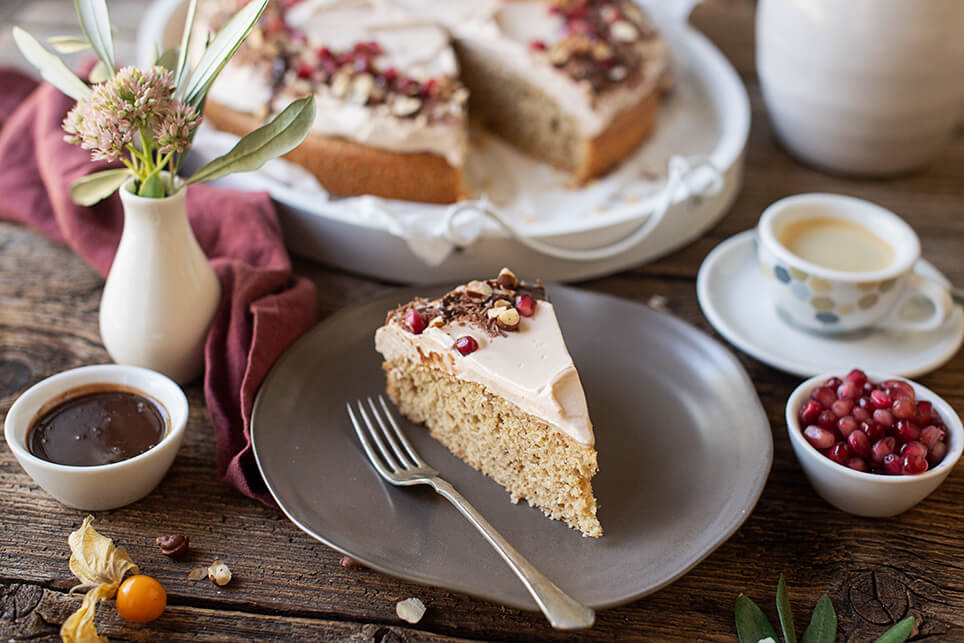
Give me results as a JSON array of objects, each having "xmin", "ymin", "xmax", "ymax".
[{"xmin": 374, "ymin": 301, "xmax": 595, "ymax": 447}]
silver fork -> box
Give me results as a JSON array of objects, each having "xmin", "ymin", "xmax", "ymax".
[{"xmin": 347, "ymin": 396, "xmax": 596, "ymax": 630}]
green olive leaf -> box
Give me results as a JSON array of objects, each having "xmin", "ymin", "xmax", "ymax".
[
  {"xmin": 173, "ymin": 0, "xmax": 200, "ymax": 89},
  {"xmin": 735, "ymin": 594, "xmax": 778, "ymax": 643},
  {"xmin": 73, "ymin": 0, "xmax": 115, "ymax": 75},
  {"xmin": 873, "ymin": 616, "xmax": 916, "ymax": 643},
  {"xmin": 802, "ymin": 595, "xmax": 837, "ymax": 643},
  {"xmin": 48, "ymin": 35, "xmax": 92, "ymax": 54},
  {"xmin": 186, "ymin": 95, "xmax": 315, "ymax": 185},
  {"xmin": 181, "ymin": 0, "xmax": 269, "ymax": 108},
  {"xmin": 69, "ymin": 169, "xmax": 131, "ymax": 206},
  {"xmin": 88, "ymin": 60, "xmax": 111, "ymax": 84},
  {"xmin": 12, "ymin": 27, "xmax": 91, "ymax": 101},
  {"xmin": 777, "ymin": 574, "xmax": 798, "ymax": 643}
]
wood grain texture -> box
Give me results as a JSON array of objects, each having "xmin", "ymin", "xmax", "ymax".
[{"xmin": 2, "ymin": 1, "xmax": 963, "ymax": 641}]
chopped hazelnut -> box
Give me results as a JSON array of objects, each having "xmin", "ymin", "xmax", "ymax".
[
  {"xmin": 391, "ymin": 95, "xmax": 422, "ymax": 117},
  {"xmin": 208, "ymin": 560, "xmax": 232, "ymax": 586},
  {"xmin": 608, "ymin": 66, "xmax": 628, "ymax": 81},
  {"xmin": 156, "ymin": 534, "xmax": 189, "ymax": 558},
  {"xmin": 495, "ymin": 267, "xmax": 519, "ymax": 289},
  {"xmin": 330, "ymin": 72, "xmax": 351, "ymax": 98},
  {"xmin": 396, "ymin": 597, "xmax": 426, "ymax": 624},
  {"xmin": 349, "ymin": 73, "xmax": 374, "ymax": 104},
  {"xmin": 428, "ymin": 315, "xmax": 446, "ymax": 328},
  {"xmin": 339, "ymin": 556, "xmax": 367, "ymax": 570},
  {"xmin": 495, "ymin": 307, "xmax": 521, "ymax": 331},
  {"xmin": 465, "ymin": 280, "xmax": 493, "ymax": 300},
  {"xmin": 610, "ymin": 20, "xmax": 639, "ymax": 43}
]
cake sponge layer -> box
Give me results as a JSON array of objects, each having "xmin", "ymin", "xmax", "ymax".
[{"xmin": 383, "ymin": 358, "xmax": 602, "ymax": 537}]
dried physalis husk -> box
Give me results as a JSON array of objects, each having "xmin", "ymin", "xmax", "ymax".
[{"xmin": 61, "ymin": 516, "xmax": 139, "ymax": 643}]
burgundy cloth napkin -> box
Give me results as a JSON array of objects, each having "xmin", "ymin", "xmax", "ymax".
[{"xmin": 0, "ymin": 68, "xmax": 317, "ymax": 505}]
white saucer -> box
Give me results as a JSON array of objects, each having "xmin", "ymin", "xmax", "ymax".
[{"xmin": 697, "ymin": 230, "xmax": 964, "ymax": 377}]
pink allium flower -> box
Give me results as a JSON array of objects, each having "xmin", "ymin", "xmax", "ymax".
[
  {"xmin": 156, "ymin": 100, "xmax": 202, "ymax": 155},
  {"xmin": 62, "ymin": 65, "xmax": 175, "ymax": 162}
]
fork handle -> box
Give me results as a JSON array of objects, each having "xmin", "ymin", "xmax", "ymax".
[{"xmin": 428, "ymin": 478, "xmax": 596, "ymax": 630}]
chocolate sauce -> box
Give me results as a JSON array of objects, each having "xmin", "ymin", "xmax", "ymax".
[{"xmin": 28, "ymin": 385, "xmax": 168, "ymax": 467}]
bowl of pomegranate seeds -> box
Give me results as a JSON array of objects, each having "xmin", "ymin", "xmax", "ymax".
[{"xmin": 787, "ymin": 369, "xmax": 962, "ymax": 517}]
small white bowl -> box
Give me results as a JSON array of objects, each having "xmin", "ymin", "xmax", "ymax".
[
  {"xmin": 786, "ymin": 372, "xmax": 963, "ymax": 517},
  {"xmin": 4, "ymin": 364, "xmax": 188, "ymax": 510}
]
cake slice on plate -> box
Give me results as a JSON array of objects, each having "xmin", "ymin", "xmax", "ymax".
[{"xmin": 374, "ymin": 268, "xmax": 601, "ymax": 537}]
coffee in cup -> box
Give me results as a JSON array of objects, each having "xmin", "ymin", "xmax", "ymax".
[{"xmin": 757, "ymin": 194, "xmax": 952, "ymax": 333}]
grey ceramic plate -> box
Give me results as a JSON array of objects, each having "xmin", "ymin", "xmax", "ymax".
[{"xmin": 251, "ymin": 285, "xmax": 772, "ymax": 610}]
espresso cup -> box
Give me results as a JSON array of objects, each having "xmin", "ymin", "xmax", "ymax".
[{"xmin": 757, "ymin": 194, "xmax": 952, "ymax": 334}]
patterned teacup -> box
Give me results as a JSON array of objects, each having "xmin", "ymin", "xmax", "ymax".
[{"xmin": 757, "ymin": 194, "xmax": 952, "ymax": 334}]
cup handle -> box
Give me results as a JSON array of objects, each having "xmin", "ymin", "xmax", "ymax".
[{"xmin": 877, "ymin": 273, "xmax": 953, "ymax": 332}]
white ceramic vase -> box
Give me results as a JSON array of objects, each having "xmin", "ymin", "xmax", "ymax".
[
  {"xmin": 757, "ymin": 0, "xmax": 964, "ymax": 175},
  {"xmin": 100, "ymin": 175, "xmax": 220, "ymax": 384}
]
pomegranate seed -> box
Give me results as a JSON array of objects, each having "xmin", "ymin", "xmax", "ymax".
[
  {"xmin": 530, "ymin": 40, "xmax": 547, "ymax": 51},
  {"xmin": 863, "ymin": 381, "xmax": 875, "ymax": 393},
  {"xmin": 845, "ymin": 369, "xmax": 868, "ymax": 387},
  {"xmin": 404, "ymin": 309, "xmax": 426, "ymax": 334},
  {"xmin": 870, "ymin": 389, "xmax": 891, "ymax": 409},
  {"xmin": 827, "ymin": 442, "xmax": 851, "ymax": 465},
  {"xmin": 920, "ymin": 425, "xmax": 946, "ymax": 450},
  {"xmin": 882, "ymin": 453, "xmax": 903, "ymax": 475},
  {"xmin": 265, "ymin": 17, "xmax": 286, "ymax": 34},
  {"xmin": 857, "ymin": 396, "xmax": 873, "ymax": 409},
  {"xmin": 902, "ymin": 454, "xmax": 928, "ymax": 475},
  {"xmin": 514, "ymin": 294, "xmax": 537, "ymax": 317},
  {"xmin": 872, "ymin": 408, "xmax": 894, "ymax": 429},
  {"xmin": 353, "ymin": 57, "xmax": 372, "ymax": 72},
  {"xmin": 900, "ymin": 441, "xmax": 927, "ymax": 458},
  {"xmin": 894, "ymin": 419, "xmax": 920, "ymax": 443},
  {"xmin": 837, "ymin": 381, "xmax": 861, "ymax": 400},
  {"xmin": 365, "ymin": 41, "xmax": 382, "ymax": 55},
  {"xmin": 862, "ymin": 421, "xmax": 885, "ymax": 443},
  {"xmin": 846, "ymin": 458, "xmax": 869, "ymax": 473},
  {"xmin": 852, "ymin": 407, "xmax": 871, "ymax": 423},
  {"xmin": 824, "ymin": 376, "xmax": 843, "ymax": 389},
  {"xmin": 888, "ymin": 387, "xmax": 913, "ymax": 402},
  {"xmin": 601, "ymin": 6, "xmax": 622, "ymax": 23},
  {"xmin": 454, "ymin": 335, "xmax": 478, "ymax": 356},
  {"xmin": 914, "ymin": 401, "xmax": 933, "ymax": 426},
  {"xmin": 871, "ymin": 436, "xmax": 896, "ymax": 463},
  {"xmin": 322, "ymin": 58, "xmax": 339, "ymax": 74},
  {"xmin": 799, "ymin": 400, "xmax": 822, "ymax": 425},
  {"xmin": 811, "ymin": 386, "xmax": 837, "ymax": 409},
  {"xmin": 421, "ymin": 78, "xmax": 438, "ymax": 97},
  {"xmin": 296, "ymin": 62, "xmax": 313, "ymax": 79},
  {"xmin": 847, "ymin": 430, "xmax": 871, "ymax": 458},
  {"xmin": 892, "ymin": 398, "xmax": 917, "ymax": 420},
  {"xmin": 831, "ymin": 399, "xmax": 854, "ymax": 418},
  {"xmin": 804, "ymin": 426, "xmax": 835, "ymax": 450},
  {"xmin": 317, "ymin": 47, "xmax": 333, "ymax": 60},
  {"xmin": 884, "ymin": 379, "xmax": 915, "ymax": 399},
  {"xmin": 837, "ymin": 416, "xmax": 858, "ymax": 438},
  {"xmin": 382, "ymin": 67, "xmax": 398, "ymax": 83},
  {"xmin": 817, "ymin": 410, "xmax": 837, "ymax": 430},
  {"xmin": 927, "ymin": 441, "xmax": 948, "ymax": 466}
]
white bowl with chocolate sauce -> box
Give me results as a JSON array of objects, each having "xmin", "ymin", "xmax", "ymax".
[{"xmin": 4, "ymin": 364, "xmax": 188, "ymax": 510}]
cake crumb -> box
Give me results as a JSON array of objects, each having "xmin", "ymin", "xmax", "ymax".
[{"xmin": 396, "ymin": 597, "xmax": 426, "ymax": 624}]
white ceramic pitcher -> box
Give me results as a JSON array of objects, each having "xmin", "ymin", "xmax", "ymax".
[
  {"xmin": 757, "ymin": 0, "xmax": 964, "ymax": 175},
  {"xmin": 100, "ymin": 175, "xmax": 220, "ymax": 384}
]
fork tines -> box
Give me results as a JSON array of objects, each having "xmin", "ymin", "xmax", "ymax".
[{"xmin": 347, "ymin": 396, "xmax": 426, "ymax": 476}]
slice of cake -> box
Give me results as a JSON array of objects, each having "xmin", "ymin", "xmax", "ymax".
[
  {"xmin": 402, "ymin": 0, "xmax": 670, "ymax": 182},
  {"xmin": 198, "ymin": 0, "xmax": 469, "ymax": 203},
  {"xmin": 374, "ymin": 268, "xmax": 601, "ymax": 537}
]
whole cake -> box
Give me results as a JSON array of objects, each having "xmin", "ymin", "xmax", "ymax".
[
  {"xmin": 374, "ymin": 268, "xmax": 601, "ymax": 537},
  {"xmin": 197, "ymin": 0, "xmax": 669, "ymax": 203}
]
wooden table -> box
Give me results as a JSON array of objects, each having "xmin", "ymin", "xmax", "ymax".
[{"xmin": 2, "ymin": 1, "xmax": 962, "ymax": 640}]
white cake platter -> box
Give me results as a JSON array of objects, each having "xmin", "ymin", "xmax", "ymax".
[{"xmin": 138, "ymin": 0, "xmax": 749, "ymax": 284}]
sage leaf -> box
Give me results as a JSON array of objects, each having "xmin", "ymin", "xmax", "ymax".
[
  {"xmin": 735, "ymin": 594, "xmax": 778, "ymax": 643},
  {"xmin": 48, "ymin": 35, "xmax": 92, "ymax": 54},
  {"xmin": 70, "ymin": 169, "xmax": 131, "ymax": 206},
  {"xmin": 802, "ymin": 595, "xmax": 837, "ymax": 643},
  {"xmin": 155, "ymin": 46, "xmax": 179, "ymax": 72},
  {"xmin": 88, "ymin": 60, "xmax": 111, "ymax": 84},
  {"xmin": 73, "ymin": 0, "xmax": 115, "ymax": 75},
  {"xmin": 12, "ymin": 27, "xmax": 91, "ymax": 101},
  {"xmin": 138, "ymin": 173, "xmax": 167, "ymax": 198},
  {"xmin": 173, "ymin": 0, "xmax": 200, "ymax": 90},
  {"xmin": 181, "ymin": 0, "xmax": 269, "ymax": 108},
  {"xmin": 873, "ymin": 616, "xmax": 915, "ymax": 643},
  {"xmin": 776, "ymin": 574, "xmax": 798, "ymax": 643},
  {"xmin": 186, "ymin": 95, "xmax": 315, "ymax": 184}
]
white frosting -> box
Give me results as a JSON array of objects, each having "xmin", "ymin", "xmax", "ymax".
[{"xmin": 374, "ymin": 302, "xmax": 594, "ymax": 447}]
